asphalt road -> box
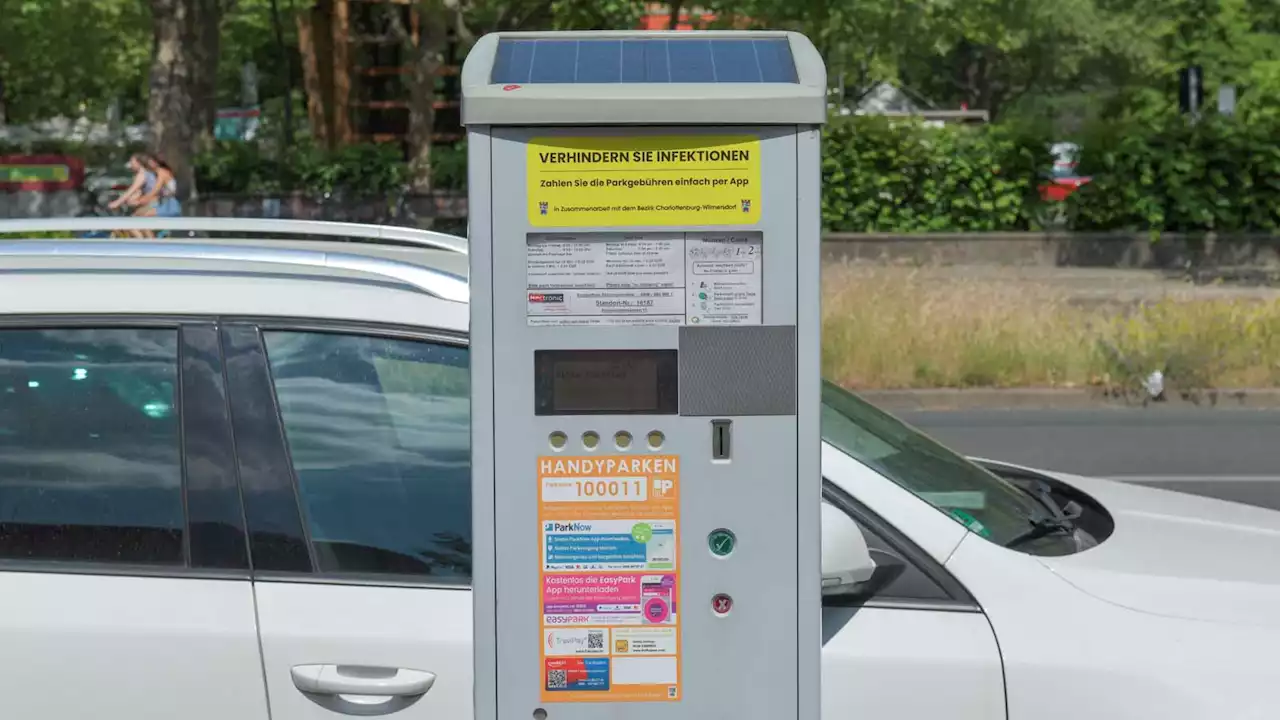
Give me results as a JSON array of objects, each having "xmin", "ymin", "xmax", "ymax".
[{"xmin": 900, "ymin": 407, "xmax": 1280, "ymax": 511}]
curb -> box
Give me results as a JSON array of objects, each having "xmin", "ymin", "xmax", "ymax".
[{"xmin": 856, "ymin": 388, "xmax": 1280, "ymax": 412}]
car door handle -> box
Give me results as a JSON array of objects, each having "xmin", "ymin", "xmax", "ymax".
[{"xmin": 291, "ymin": 664, "xmax": 437, "ymax": 697}]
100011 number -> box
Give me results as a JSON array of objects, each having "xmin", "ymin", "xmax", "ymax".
[
  {"xmin": 542, "ymin": 476, "xmax": 649, "ymax": 503},
  {"xmin": 575, "ymin": 479, "xmax": 643, "ymax": 498}
]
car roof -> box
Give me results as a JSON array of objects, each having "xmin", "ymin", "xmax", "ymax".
[{"xmin": 0, "ymin": 218, "xmax": 471, "ymax": 331}]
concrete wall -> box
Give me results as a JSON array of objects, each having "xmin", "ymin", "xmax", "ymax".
[
  {"xmin": 822, "ymin": 232, "xmax": 1280, "ymax": 271},
  {"xmin": 0, "ymin": 191, "xmax": 81, "ymax": 218}
]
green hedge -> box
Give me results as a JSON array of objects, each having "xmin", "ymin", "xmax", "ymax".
[
  {"xmin": 13, "ymin": 114, "xmax": 1280, "ymax": 235},
  {"xmin": 193, "ymin": 140, "xmax": 468, "ymax": 197},
  {"xmin": 194, "ymin": 140, "xmax": 409, "ymax": 196},
  {"xmin": 821, "ymin": 116, "xmax": 1053, "ymax": 233},
  {"xmin": 1064, "ymin": 114, "xmax": 1280, "ymax": 234}
]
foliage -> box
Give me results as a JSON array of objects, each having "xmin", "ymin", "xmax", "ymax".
[
  {"xmin": 823, "ymin": 264, "xmax": 1280, "ymax": 390},
  {"xmin": 549, "ymin": 0, "xmax": 646, "ymax": 30},
  {"xmin": 217, "ymin": 0, "xmax": 299, "ymax": 109},
  {"xmin": 194, "ymin": 140, "xmax": 408, "ymax": 196},
  {"xmin": 821, "ymin": 116, "xmax": 1053, "ymax": 233},
  {"xmin": 1, "ymin": 0, "xmax": 1277, "ymax": 132},
  {"xmin": 0, "ymin": 0, "xmax": 151, "ymax": 123},
  {"xmin": 705, "ymin": 0, "xmax": 917, "ymax": 93},
  {"xmin": 1064, "ymin": 113, "xmax": 1280, "ymax": 233},
  {"xmin": 901, "ymin": 0, "xmax": 1162, "ymax": 121},
  {"xmin": 1097, "ymin": 0, "xmax": 1280, "ymax": 122}
]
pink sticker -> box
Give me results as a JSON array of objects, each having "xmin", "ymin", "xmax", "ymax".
[
  {"xmin": 643, "ymin": 596, "xmax": 671, "ymax": 624},
  {"xmin": 544, "ymin": 573, "xmax": 642, "ymax": 613}
]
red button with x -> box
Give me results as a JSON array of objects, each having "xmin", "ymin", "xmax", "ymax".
[{"xmin": 711, "ymin": 593, "xmax": 733, "ymax": 616}]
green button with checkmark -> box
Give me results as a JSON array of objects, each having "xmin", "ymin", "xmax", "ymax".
[{"xmin": 708, "ymin": 528, "xmax": 737, "ymax": 558}]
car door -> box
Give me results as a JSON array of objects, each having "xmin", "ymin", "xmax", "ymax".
[
  {"xmin": 222, "ymin": 321, "xmax": 473, "ymax": 720},
  {"xmin": 0, "ymin": 320, "xmax": 268, "ymax": 720},
  {"xmin": 821, "ymin": 483, "xmax": 1005, "ymax": 720}
]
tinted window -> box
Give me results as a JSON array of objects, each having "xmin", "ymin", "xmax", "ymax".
[
  {"xmin": 263, "ymin": 331, "xmax": 470, "ymax": 580},
  {"xmin": 0, "ymin": 328, "xmax": 183, "ymax": 564}
]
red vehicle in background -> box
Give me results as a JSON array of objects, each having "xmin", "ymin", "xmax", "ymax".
[{"xmin": 1041, "ymin": 141, "xmax": 1091, "ymax": 202}]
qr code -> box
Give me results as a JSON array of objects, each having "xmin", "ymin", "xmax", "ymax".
[
  {"xmin": 547, "ymin": 669, "xmax": 567, "ymax": 689},
  {"xmin": 667, "ymin": 686, "xmax": 678, "ymax": 699},
  {"xmin": 587, "ymin": 630, "xmax": 604, "ymax": 650}
]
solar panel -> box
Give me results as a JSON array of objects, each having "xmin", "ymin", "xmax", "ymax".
[{"xmin": 490, "ymin": 37, "xmax": 799, "ymax": 85}]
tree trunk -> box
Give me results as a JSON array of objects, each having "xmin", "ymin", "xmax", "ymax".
[
  {"xmin": 296, "ymin": 4, "xmax": 333, "ymax": 148},
  {"xmin": 668, "ymin": 0, "xmax": 684, "ymax": 29},
  {"xmin": 330, "ymin": 0, "xmax": 352, "ymax": 145},
  {"xmin": 148, "ymin": 0, "xmax": 197, "ymax": 200},
  {"xmin": 189, "ymin": 0, "xmax": 223, "ymax": 155},
  {"xmin": 269, "ymin": 0, "xmax": 295, "ymax": 147},
  {"xmin": 397, "ymin": 2, "xmax": 452, "ymax": 196}
]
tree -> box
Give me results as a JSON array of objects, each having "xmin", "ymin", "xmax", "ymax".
[
  {"xmin": 1134, "ymin": 0, "xmax": 1280, "ymax": 117},
  {"xmin": 897, "ymin": 0, "xmax": 1166, "ymax": 120},
  {"xmin": 148, "ymin": 0, "xmax": 239, "ymax": 198},
  {"xmin": 702, "ymin": 0, "xmax": 926, "ymax": 97},
  {"xmin": 548, "ymin": 0, "xmax": 644, "ymax": 29},
  {"xmin": 383, "ymin": 0, "xmax": 642, "ymax": 196},
  {"xmin": 148, "ymin": 0, "xmax": 198, "ymax": 198},
  {"xmin": 0, "ymin": 0, "xmax": 150, "ymax": 125}
]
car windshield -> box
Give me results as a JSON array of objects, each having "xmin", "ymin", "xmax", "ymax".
[{"xmin": 821, "ymin": 380, "xmax": 1075, "ymax": 553}]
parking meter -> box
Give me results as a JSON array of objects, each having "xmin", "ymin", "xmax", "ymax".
[{"xmin": 464, "ymin": 30, "xmax": 826, "ymax": 720}]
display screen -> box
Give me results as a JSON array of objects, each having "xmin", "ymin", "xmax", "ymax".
[{"xmin": 535, "ymin": 349, "xmax": 678, "ymax": 416}]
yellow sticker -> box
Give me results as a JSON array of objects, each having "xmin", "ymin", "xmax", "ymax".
[{"xmin": 528, "ymin": 135, "xmax": 761, "ymax": 227}]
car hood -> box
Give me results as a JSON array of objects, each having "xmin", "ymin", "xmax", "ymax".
[{"xmin": 1008, "ymin": 464, "xmax": 1280, "ymax": 628}]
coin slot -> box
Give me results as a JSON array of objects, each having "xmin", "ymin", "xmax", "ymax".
[{"xmin": 711, "ymin": 419, "xmax": 732, "ymax": 460}]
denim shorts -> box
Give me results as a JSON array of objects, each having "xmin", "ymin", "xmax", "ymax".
[{"xmin": 153, "ymin": 197, "xmax": 182, "ymax": 217}]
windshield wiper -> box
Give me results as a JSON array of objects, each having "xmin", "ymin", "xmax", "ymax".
[
  {"xmin": 1003, "ymin": 475, "xmax": 1086, "ymax": 549},
  {"xmin": 1004, "ymin": 513, "xmax": 1076, "ymax": 549}
]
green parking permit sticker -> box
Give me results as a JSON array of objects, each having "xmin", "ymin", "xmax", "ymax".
[
  {"xmin": 631, "ymin": 523, "xmax": 653, "ymax": 544},
  {"xmin": 948, "ymin": 509, "xmax": 992, "ymax": 539}
]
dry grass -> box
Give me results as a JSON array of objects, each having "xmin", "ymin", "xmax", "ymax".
[{"xmin": 822, "ymin": 264, "xmax": 1280, "ymax": 390}]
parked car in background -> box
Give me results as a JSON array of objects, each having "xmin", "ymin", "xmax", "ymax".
[{"xmin": 0, "ymin": 217, "xmax": 1274, "ymax": 720}]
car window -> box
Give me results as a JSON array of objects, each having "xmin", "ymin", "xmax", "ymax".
[
  {"xmin": 262, "ymin": 331, "xmax": 471, "ymax": 580},
  {"xmin": 0, "ymin": 328, "xmax": 183, "ymax": 564},
  {"xmin": 821, "ymin": 380, "xmax": 1078, "ymax": 556}
]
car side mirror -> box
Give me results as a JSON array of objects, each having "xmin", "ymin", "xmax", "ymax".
[{"xmin": 820, "ymin": 502, "xmax": 877, "ymax": 596}]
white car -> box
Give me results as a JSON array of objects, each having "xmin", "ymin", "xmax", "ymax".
[{"xmin": 0, "ymin": 218, "xmax": 1276, "ymax": 720}]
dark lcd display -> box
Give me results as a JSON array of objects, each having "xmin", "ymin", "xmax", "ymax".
[{"xmin": 534, "ymin": 349, "xmax": 678, "ymax": 416}]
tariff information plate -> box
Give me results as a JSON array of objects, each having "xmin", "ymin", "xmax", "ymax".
[
  {"xmin": 527, "ymin": 231, "xmax": 762, "ymax": 327},
  {"xmin": 527, "ymin": 135, "xmax": 761, "ymax": 227},
  {"xmin": 538, "ymin": 455, "xmax": 681, "ymax": 703}
]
